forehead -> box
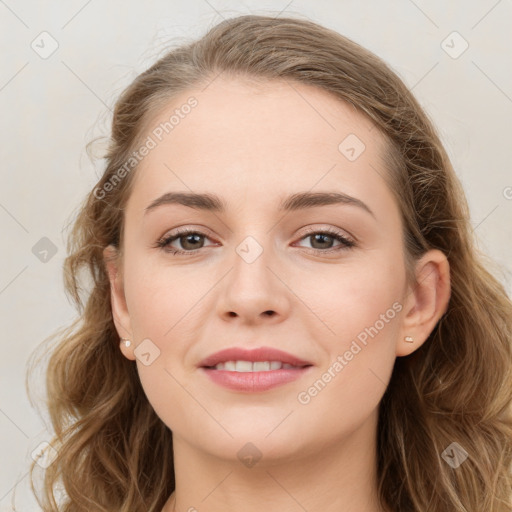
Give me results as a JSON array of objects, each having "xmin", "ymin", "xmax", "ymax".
[{"xmin": 127, "ymin": 76, "xmax": 392, "ymax": 215}]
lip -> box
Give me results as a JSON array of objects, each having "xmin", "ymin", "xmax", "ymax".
[
  {"xmin": 198, "ymin": 346, "xmax": 313, "ymax": 368},
  {"xmin": 198, "ymin": 346, "xmax": 313, "ymax": 393},
  {"xmin": 200, "ymin": 366, "xmax": 313, "ymax": 392}
]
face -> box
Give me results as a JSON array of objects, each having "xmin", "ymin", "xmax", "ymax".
[{"xmin": 107, "ymin": 76, "xmax": 415, "ymax": 464}]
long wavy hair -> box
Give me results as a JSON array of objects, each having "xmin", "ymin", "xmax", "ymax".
[{"xmin": 22, "ymin": 14, "xmax": 512, "ymax": 512}]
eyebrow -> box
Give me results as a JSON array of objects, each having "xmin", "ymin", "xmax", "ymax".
[{"xmin": 144, "ymin": 191, "xmax": 375, "ymax": 218}]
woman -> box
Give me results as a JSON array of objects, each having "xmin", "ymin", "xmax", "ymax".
[{"xmin": 26, "ymin": 14, "xmax": 512, "ymax": 512}]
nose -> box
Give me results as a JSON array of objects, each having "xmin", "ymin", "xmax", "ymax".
[{"xmin": 216, "ymin": 239, "xmax": 291, "ymax": 325}]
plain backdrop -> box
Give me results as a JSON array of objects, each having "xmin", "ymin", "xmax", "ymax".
[{"xmin": 1, "ymin": 0, "xmax": 511, "ymax": 510}]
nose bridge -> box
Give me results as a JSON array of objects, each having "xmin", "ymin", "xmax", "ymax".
[{"xmin": 231, "ymin": 231, "xmax": 276, "ymax": 296}]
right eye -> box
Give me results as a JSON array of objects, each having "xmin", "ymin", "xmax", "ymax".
[{"xmin": 155, "ymin": 228, "xmax": 216, "ymax": 255}]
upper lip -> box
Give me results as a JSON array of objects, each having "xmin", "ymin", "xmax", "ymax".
[{"xmin": 199, "ymin": 347, "xmax": 313, "ymax": 368}]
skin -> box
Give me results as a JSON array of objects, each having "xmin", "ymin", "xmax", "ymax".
[{"xmin": 104, "ymin": 76, "xmax": 451, "ymax": 512}]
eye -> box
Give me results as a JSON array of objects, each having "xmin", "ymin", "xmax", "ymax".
[
  {"xmin": 295, "ymin": 227, "xmax": 356, "ymax": 254},
  {"xmin": 154, "ymin": 226, "xmax": 356, "ymax": 256},
  {"xmin": 155, "ymin": 228, "xmax": 216, "ymax": 255}
]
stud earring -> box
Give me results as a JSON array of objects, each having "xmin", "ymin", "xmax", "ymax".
[
  {"xmin": 120, "ymin": 338, "xmax": 131, "ymax": 348},
  {"xmin": 404, "ymin": 336, "xmax": 414, "ymax": 343}
]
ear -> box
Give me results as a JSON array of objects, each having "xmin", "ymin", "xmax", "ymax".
[
  {"xmin": 396, "ymin": 249, "xmax": 451, "ymax": 357},
  {"xmin": 103, "ymin": 245, "xmax": 136, "ymax": 361}
]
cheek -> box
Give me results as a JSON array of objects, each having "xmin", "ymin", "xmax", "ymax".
[
  {"xmin": 123, "ymin": 253, "xmax": 207, "ymax": 339},
  {"xmin": 294, "ymin": 251, "xmax": 403, "ymax": 406},
  {"xmin": 124, "ymin": 266, "xmax": 197, "ymax": 431},
  {"xmin": 296, "ymin": 248, "xmax": 405, "ymax": 343},
  {"xmin": 122, "ymin": 256, "xmax": 210, "ymax": 427},
  {"xmin": 290, "ymin": 279, "xmax": 401, "ymax": 443}
]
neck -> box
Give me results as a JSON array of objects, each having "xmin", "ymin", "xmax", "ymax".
[{"xmin": 163, "ymin": 408, "xmax": 389, "ymax": 512}]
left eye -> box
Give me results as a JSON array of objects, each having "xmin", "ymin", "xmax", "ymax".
[
  {"xmin": 155, "ymin": 228, "xmax": 355, "ymax": 255},
  {"xmin": 295, "ymin": 230, "xmax": 355, "ymax": 251}
]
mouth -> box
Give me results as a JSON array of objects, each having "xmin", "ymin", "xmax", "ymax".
[
  {"xmin": 198, "ymin": 347, "xmax": 314, "ymax": 392},
  {"xmin": 203, "ymin": 360, "xmax": 310, "ymax": 371}
]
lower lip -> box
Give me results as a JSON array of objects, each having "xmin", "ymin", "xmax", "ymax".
[{"xmin": 200, "ymin": 366, "xmax": 313, "ymax": 392}]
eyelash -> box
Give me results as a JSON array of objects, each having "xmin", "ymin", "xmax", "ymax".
[{"xmin": 154, "ymin": 227, "xmax": 356, "ymax": 256}]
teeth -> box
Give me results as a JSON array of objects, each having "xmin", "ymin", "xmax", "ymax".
[
  {"xmin": 224, "ymin": 361, "xmax": 236, "ymax": 371},
  {"xmin": 235, "ymin": 360, "xmax": 253, "ymax": 372},
  {"xmin": 212, "ymin": 360, "xmax": 299, "ymax": 372},
  {"xmin": 253, "ymin": 361, "xmax": 270, "ymax": 372}
]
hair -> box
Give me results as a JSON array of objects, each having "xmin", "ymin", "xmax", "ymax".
[{"xmin": 22, "ymin": 13, "xmax": 511, "ymax": 512}]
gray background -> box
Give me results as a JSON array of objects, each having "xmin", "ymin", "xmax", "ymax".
[{"xmin": 1, "ymin": 0, "xmax": 511, "ymax": 509}]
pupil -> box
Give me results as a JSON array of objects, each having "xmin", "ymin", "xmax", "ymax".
[
  {"xmin": 313, "ymin": 234, "xmax": 332, "ymax": 248},
  {"xmin": 183, "ymin": 234, "xmax": 202, "ymax": 249}
]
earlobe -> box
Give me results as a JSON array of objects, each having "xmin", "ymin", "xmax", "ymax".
[
  {"xmin": 396, "ymin": 249, "xmax": 451, "ymax": 357},
  {"xmin": 119, "ymin": 337, "xmax": 136, "ymax": 361},
  {"xmin": 103, "ymin": 245, "xmax": 134, "ymax": 359}
]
